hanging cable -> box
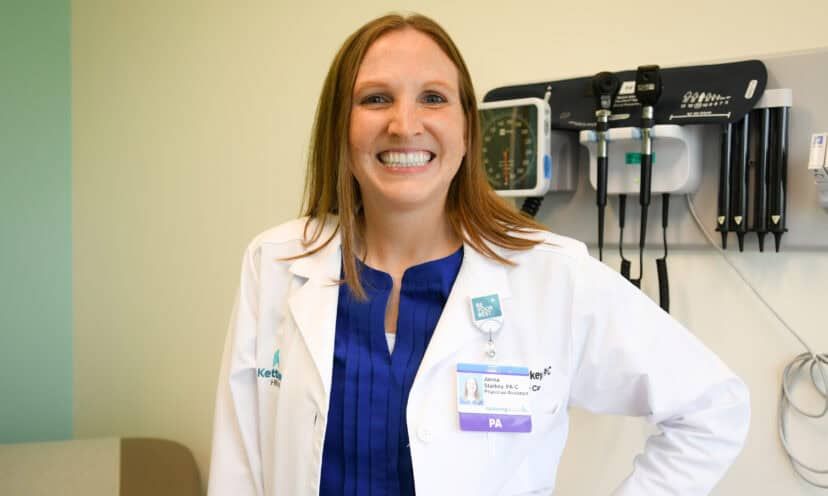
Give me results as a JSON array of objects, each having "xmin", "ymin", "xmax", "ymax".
[{"xmin": 686, "ymin": 193, "xmax": 828, "ymax": 488}]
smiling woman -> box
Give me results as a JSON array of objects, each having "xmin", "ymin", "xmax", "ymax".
[
  {"xmin": 299, "ymin": 14, "xmax": 548, "ymax": 302},
  {"xmin": 208, "ymin": 12, "xmax": 750, "ymax": 496}
]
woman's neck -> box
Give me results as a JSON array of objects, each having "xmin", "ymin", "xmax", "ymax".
[{"xmin": 359, "ymin": 202, "xmax": 461, "ymax": 279}]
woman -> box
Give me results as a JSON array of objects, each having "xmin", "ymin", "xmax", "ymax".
[
  {"xmin": 461, "ymin": 377, "xmax": 482, "ymax": 404},
  {"xmin": 208, "ymin": 13, "xmax": 750, "ymax": 496}
]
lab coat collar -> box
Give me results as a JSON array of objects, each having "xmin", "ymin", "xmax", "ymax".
[
  {"xmin": 285, "ymin": 215, "xmax": 515, "ymax": 412},
  {"xmin": 286, "ymin": 216, "xmax": 342, "ymax": 410},
  {"xmin": 286, "ymin": 216, "xmax": 341, "ymax": 281}
]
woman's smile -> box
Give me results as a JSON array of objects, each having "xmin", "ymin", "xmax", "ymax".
[{"xmin": 376, "ymin": 149, "xmax": 435, "ymax": 169}]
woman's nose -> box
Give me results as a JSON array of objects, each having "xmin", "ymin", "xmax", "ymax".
[{"xmin": 387, "ymin": 101, "xmax": 423, "ymax": 137}]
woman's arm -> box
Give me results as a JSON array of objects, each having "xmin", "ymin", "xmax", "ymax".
[
  {"xmin": 568, "ymin": 254, "xmax": 750, "ymax": 495},
  {"xmin": 207, "ymin": 243, "xmax": 264, "ymax": 496}
]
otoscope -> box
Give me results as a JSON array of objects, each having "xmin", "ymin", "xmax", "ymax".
[
  {"xmin": 591, "ymin": 72, "xmax": 621, "ymax": 262},
  {"xmin": 632, "ymin": 65, "xmax": 662, "ymax": 286}
]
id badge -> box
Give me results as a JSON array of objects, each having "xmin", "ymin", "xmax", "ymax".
[{"xmin": 456, "ymin": 363, "xmax": 532, "ymax": 433}]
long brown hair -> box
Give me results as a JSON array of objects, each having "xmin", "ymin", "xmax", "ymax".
[{"xmin": 299, "ymin": 13, "xmax": 549, "ymax": 298}]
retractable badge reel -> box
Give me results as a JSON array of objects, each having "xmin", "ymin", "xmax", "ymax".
[
  {"xmin": 469, "ymin": 294, "xmax": 504, "ymax": 359},
  {"xmin": 460, "ymin": 293, "xmax": 532, "ymax": 433}
]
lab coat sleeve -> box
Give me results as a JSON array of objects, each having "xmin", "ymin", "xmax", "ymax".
[
  {"xmin": 208, "ymin": 243, "xmax": 264, "ymax": 496},
  {"xmin": 567, "ymin": 253, "xmax": 750, "ymax": 496}
]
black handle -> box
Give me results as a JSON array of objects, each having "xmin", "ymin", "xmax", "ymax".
[
  {"xmin": 619, "ymin": 195, "xmax": 631, "ymax": 281},
  {"xmin": 754, "ymin": 109, "xmax": 770, "ymax": 251},
  {"xmin": 717, "ymin": 123, "xmax": 732, "ymax": 249},
  {"xmin": 769, "ymin": 107, "xmax": 789, "ymax": 251},
  {"xmin": 520, "ymin": 197, "xmax": 544, "ymax": 218},
  {"xmin": 656, "ymin": 258, "xmax": 670, "ymax": 312},
  {"xmin": 640, "ymin": 153, "xmax": 653, "ymax": 208},
  {"xmin": 596, "ymin": 156, "xmax": 609, "ymax": 261},
  {"xmin": 732, "ymin": 115, "xmax": 750, "ymax": 251},
  {"xmin": 638, "ymin": 152, "xmax": 652, "ymax": 253},
  {"xmin": 597, "ymin": 157, "xmax": 608, "ymax": 208},
  {"xmin": 621, "ymin": 260, "xmax": 632, "ymax": 281},
  {"xmin": 657, "ymin": 193, "xmax": 670, "ymax": 312}
]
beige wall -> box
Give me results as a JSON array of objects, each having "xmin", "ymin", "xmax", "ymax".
[{"xmin": 72, "ymin": 0, "xmax": 828, "ymax": 493}]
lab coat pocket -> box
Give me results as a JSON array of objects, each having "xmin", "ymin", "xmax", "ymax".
[
  {"xmin": 529, "ymin": 388, "xmax": 564, "ymax": 432},
  {"xmin": 490, "ymin": 385, "xmax": 567, "ymax": 495}
]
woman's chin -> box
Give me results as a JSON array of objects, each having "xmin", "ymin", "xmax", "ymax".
[{"xmin": 361, "ymin": 184, "xmax": 448, "ymax": 214}]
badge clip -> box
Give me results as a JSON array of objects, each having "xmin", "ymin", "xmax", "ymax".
[{"xmin": 469, "ymin": 294, "xmax": 504, "ymax": 359}]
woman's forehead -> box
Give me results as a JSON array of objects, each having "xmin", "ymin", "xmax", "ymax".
[{"xmin": 355, "ymin": 28, "xmax": 459, "ymax": 91}]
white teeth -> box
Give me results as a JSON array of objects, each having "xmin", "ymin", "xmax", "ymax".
[{"xmin": 378, "ymin": 151, "xmax": 432, "ymax": 167}]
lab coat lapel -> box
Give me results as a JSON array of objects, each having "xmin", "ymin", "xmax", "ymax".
[
  {"xmin": 287, "ymin": 221, "xmax": 341, "ymax": 408},
  {"xmin": 417, "ymin": 242, "xmax": 513, "ymax": 379}
]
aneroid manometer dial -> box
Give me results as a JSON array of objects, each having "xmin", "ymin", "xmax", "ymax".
[{"xmin": 479, "ymin": 98, "xmax": 550, "ymax": 197}]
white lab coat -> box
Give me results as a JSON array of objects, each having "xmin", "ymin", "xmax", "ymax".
[{"xmin": 208, "ymin": 216, "xmax": 750, "ymax": 496}]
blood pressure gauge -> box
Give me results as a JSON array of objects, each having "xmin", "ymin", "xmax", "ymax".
[{"xmin": 479, "ymin": 98, "xmax": 551, "ymax": 197}]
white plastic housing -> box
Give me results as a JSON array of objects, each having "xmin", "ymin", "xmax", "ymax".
[
  {"xmin": 548, "ymin": 130, "xmax": 578, "ymax": 192},
  {"xmin": 580, "ymin": 124, "xmax": 704, "ymax": 195},
  {"xmin": 754, "ymin": 88, "xmax": 793, "ymax": 109},
  {"xmin": 479, "ymin": 98, "xmax": 551, "ymax": 197}
]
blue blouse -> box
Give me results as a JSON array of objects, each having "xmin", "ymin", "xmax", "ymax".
[{"xmin": 320, "ymin": 247, "xmax": 464, "ymax": 496}]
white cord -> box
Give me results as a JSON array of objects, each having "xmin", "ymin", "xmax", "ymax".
[{"xmin": 685, "ymin": 194, "xmax": 828, "ymax": 488}]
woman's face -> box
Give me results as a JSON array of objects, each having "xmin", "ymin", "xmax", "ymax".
[{"xmin": 349, "ymin": 28, "xmax": 466, "ymax": 214}]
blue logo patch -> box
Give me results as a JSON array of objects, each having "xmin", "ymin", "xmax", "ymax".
[
  {"xmin": 471, "ymin": 294, "xmax": 502, "ymax": 321},
  {"xmin": 273, "ymin": 349, "xmax": 280, "ymax": 368}
]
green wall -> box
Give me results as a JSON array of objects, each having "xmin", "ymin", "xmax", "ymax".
[{"xmin": 0, "ymin": 0, "xmax": 72, "ymax": 442}]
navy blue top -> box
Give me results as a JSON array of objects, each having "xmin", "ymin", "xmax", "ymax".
[{"xmin": 320, "ymin": 247, "xmax": 464, "ymax": 496}]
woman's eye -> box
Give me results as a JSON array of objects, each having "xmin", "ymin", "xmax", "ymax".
[
  {"xmin": 360, "ymin": 94, "xmax": 390, "ymax": 105},
  {"xmin": 422, "ymin": 93, "xmax": 447, "ymax": 104}
]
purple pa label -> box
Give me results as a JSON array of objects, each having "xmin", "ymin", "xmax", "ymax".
[{"xmin": 459, "ymin": 412, "xmax": 532, "ymax": 432}]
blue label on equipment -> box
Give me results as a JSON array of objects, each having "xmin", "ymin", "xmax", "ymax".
[{"xmin": 544, "ymin": 155, "xmax": 551, "ymax": 178}]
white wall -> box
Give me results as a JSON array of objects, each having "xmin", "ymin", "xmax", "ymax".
[{"xmin": 72, "ymin": 0, "xmax": 828, "ymax": 493}]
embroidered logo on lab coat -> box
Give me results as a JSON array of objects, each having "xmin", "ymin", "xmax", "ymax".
[
  {"xmin": 258, "ymin": 348, "xmax": 283, "ymax": 387},
  {"xmin": 529, "ymin": 365, "xmax": 553, "ymax": 392}
]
